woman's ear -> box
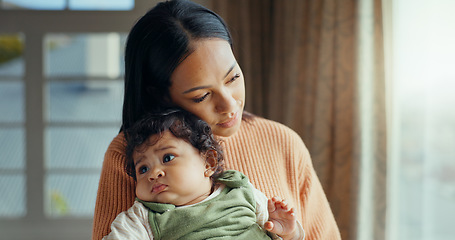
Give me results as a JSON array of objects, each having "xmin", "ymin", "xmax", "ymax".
[{"xmin": 204, "ymin": 150, "xmax": 218, "ymax": 177}]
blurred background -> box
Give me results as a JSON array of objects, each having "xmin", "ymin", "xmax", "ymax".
[{"xmin": 0, "ymin": 0, "xmax": 454, "ymax": 239}]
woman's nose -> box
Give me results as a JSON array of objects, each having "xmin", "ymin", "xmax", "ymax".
[{"xmin": 215, "ymin": 90, "xmax": 237, "ymax": 114}]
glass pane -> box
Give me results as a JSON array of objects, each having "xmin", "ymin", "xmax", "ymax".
[
  {"xmin": 45, "ymin": 33, "xmax": 126, "ymax": 78},
  {"xmin": 0, "ymin": 128, "xmax": 25, "ymax": 169},
  {"xmin": 392, "ymin": 1, "xmax": 455, "ymax": 239},
  {"xmin": 47, "ymin": 81, "xmax": 123, "ymax": 122},
  {"xmin": 0, "ymin": 33, "xmax": 24, "ymax": 77},
  {"xmin": 0, "ymin": 175, "xmax": 26, "ymax": 217},
  {"xmin": 2, "ymin": 0, "xmax": 65, "ymax": 10},
  {"xmin": 0, "ymin": 82, "xmax": 24, "ymax": 122},
  {"xmin": 69, "ymin": 0, "xmax": 134, "ymax": 10},
  {"xmin": 46, "ymin": 127, "xmax": 119, "ymax": 169},
  {"xmin": 45, "ymin": 174, "xmax": 99, "ymax": 217}
]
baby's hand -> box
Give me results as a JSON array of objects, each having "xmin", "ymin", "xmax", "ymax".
[{"xmin": 264, "ymin": 197, "xmax": 299, "ymax": 240}]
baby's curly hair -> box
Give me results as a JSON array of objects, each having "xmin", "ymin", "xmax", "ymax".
[{"xmin": 124, "ymin": 109, "xmax": 224, "ymax": 182}]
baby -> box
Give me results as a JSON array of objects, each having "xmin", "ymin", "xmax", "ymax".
[{"xmin": 103, "ymin": 110, "xmax": 304, "ymax": 240}]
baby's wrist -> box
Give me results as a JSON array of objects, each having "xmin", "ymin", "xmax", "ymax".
[
  {"xmin": 279, "ymin": 221, "xmax": 304, "ymax": 240},
  {"xmin": 279, "ymin": 230, "xmax": 298, "ymax": 240}
]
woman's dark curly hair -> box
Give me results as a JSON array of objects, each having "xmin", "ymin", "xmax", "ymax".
[{"xmin": 124, "ymin": 109, "xmax": 224, "ymax": 182}]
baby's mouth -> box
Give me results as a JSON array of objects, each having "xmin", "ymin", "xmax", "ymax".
[{"xmin": 152, "ymin": 184, "xmax": 167, "ymax": 193}]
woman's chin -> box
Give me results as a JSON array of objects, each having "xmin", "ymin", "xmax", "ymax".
[{"xmin": 213, "ymin": 121, "xmax": 241, "ymax": 137}]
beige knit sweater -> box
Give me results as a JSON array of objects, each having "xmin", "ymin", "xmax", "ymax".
[{"xmin": 92, "ymin": 117, "xmax": 341, "ymax": 240}]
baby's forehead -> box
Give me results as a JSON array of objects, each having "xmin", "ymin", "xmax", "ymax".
[
  {"xmin": 134, "ymin": 130, "xmax": 191, "ymax": 153},
  {"xmin": 149, "ymin": 130, "xmax": 182, "ymax": 145}
]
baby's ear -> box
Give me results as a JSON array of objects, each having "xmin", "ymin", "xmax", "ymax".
[{"xmin": 204, "ymin": 150, "xmax": 218, "ymax": 177}]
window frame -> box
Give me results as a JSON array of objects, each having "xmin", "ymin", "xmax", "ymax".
[{"xmin": 0, "ymin": 1, "xmax": 165, "ymax": 239}]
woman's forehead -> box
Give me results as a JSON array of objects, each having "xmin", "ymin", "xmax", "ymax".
[{"xmin": 170, "ymin": 39, "xmax": 235, "ymax": 88}]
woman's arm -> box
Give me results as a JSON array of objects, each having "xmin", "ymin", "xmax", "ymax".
[
  {"xmin": 293, "ymin": 135, "xmax": 341, "ymax": 240},
  {"xmin": 92, "ymin": 134, "xmax": 136, "ymax": 240}
]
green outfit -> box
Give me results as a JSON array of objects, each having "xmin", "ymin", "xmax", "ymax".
[{"xmin": 137, "ymin": 170, "xmax": 272, "ymax": 240}]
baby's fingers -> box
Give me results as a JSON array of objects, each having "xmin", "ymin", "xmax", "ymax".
[
  {"xmin": 269, "ymin": 197, "xmax": 292, "ymax": 212},
  {"xmin": 264, "ymin": 220, "xmax": 274, "ymax": 231},
  {"xmin": 268, "ymin": 199, "xmax": 275, "ymax": 212},
  {"xmin": 277, "ymin": 199, "xmax": 290, "ymax": 211}
]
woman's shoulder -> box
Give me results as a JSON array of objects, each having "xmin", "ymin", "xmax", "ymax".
[
  {"xmin": 247, "ymin": 115, "xmax": 290, "ymax": 128},
  {"xmin": 105, "ymin": 131, "xmax": 127, "ymax": 155},
  {"xmin": 232, "ymin": 115, "xmax": 308, "ymax": 154},
  {"xmin": 242, "ymin": 115, "xmax": 303, "ymax": 142},
  {"xmin": 235, "ymin": 116, "xmax": 312, "ymax": 172},
  {"xmin": 101, "ymin": 132, "xmax": 128, "ymax": 173}
]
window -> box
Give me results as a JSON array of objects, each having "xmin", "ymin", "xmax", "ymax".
[
  {"xmin": 0, "ymin": 1, "xmax": 154, "ymax": 238},
  {"xmin": 388, "ymin": 0, "xmax": 455, "ymax": 239},
  {"xmin": 0, "ymin": 33, "xmax": 26, "ymax": 218},
  {"xmin": 0, "ymin": 31, "xmax": 125, "ymax": 238},
  {"xmin": 44, "ymin": 33, "xmax": 125, "ymax": 217},
  {"xmin": 1, "ymin": 0, "xmax": 134, "ymax": 10}
]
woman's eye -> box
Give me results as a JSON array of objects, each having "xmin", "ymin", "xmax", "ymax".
[
  {"xmin": 192, "ymin": 93, "xmax": 209, "ymax": 103},
  {"xmin": 163, "ymin": 154, "xmax": 175, "ymax": 163},
  {"xmin": 228, "ymin": 73, "xmax": 240, "ymax": 83},
  {"xmin": 138, "ymin": 166, "xmax": 149, "ymax": 174}
]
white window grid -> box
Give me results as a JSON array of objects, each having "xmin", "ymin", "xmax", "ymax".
[{"xmin": 0, "ymin": 1, "xmax": 173, "ymax": 239}]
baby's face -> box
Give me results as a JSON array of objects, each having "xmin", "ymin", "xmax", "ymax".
[{"xmin": 133, "ymin": 130, "xmax": 213, "ymax": 206}]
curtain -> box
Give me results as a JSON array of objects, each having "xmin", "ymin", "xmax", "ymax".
[{"xmin": 210, "ymin": 0, "xmax": 387, "ymax": 239}]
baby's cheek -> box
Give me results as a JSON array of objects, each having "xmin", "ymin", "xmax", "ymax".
[
  {"xmin": 135, "ymin": 187, "xmax": 141, "ymax": 199},
  {"xmin": 135, "ymin": 182, "xmax": 147, "ymax": 200}
]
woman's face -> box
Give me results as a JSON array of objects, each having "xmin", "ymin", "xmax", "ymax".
[{"xmin": 169, "ymin": 39, "xmax": 245, "ymax": 137}]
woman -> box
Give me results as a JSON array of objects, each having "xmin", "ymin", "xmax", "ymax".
[{"xmin": 93, "ymin": 0, "xmax": 341, "ymax": 239}]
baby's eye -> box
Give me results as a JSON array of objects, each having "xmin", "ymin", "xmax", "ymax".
[
  {"xmin": 138, "ymin": 166, "xmax": 149, "ymax": 174},
  {"xmin": 163, "ymin": 154, "xmax": 175, "ymax": 163}
]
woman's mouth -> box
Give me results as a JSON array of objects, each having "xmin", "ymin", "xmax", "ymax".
[{"xmin": 217, "ymin": 112, "xmax": 239, "ymax": 128}]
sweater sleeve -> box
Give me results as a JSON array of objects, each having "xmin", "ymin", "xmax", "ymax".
[
  {"xmin": 92, "ymin": 133, "xmax": 137, "ymax": 240},
  {"xmin": 293, "ymin": 134, "xmax": 341, "ymax": 240}
]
